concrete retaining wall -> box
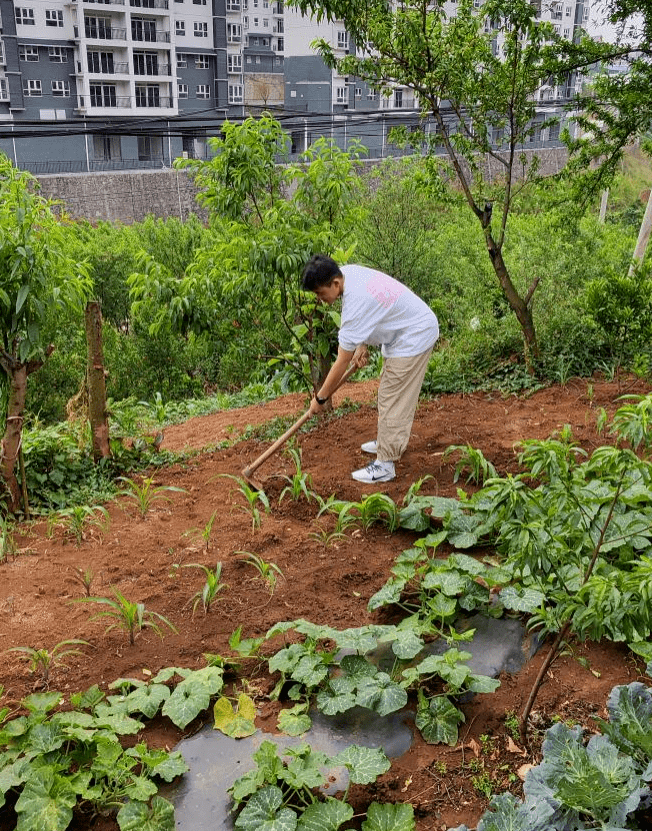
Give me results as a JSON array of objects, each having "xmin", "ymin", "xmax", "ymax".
[{"xmin": 37, "ymin": 147, "xmax": 569, "ymax": 224}]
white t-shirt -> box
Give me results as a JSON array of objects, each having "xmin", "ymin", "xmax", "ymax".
[{"xmin": 338, "ymin": 264, "xmax": 439, "ymax": 358}]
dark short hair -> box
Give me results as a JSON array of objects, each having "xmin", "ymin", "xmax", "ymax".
[{"xmin": 301, "ymin": 254, "xmax": 341, "ymax": 291}]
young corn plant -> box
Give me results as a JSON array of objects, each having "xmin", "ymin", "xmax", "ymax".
[
  {"xmin": 68, "ymin": 565, "xmax": 96, "ymax": 597},
  {"xmin": 238, "ymin": 551, "xmax": 284, "ymax": 594},
  {"xmin": 278, "ymin": 448, "xmax": 318, "ymax": 504},
  {"xmin": 183, "ymin": 562, "xmax": 228, "ymax": 616},
  {"xmin": 56, "ymin": 504, "xmax": 110, "ymax": 545},
  {"xmin": 443, "ymin": 444, "xmax": 497, "ymax": 485},
  {"xmin": 0, "ymin": 515, "xmax": 17, "ymax": 561},
  {"xmin": 218, "ymin": 474, "xmax": 271, "ymax": 530},
  {"xmin": 117, "ymin": 475, "xmax": 186, "ymax": 518},
  {"xmin": 183, "ymin": 509, "xmax": 219, "ymax": 551},
  {"xmin": 73, "ymin": 588, "xmax": 178, "ymax": 645},
  {"xmin": 7, "ymin": 639, "xmax": 89, "ymax": 687},
  {"xmin": 321, "ymin": 493, "xmax": 401, "ymax": 533}
]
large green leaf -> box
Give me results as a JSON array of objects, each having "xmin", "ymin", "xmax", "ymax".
[
  {"xmin": 367, "ymin": 579, "xmax": 405, "ymax": 611},
  {"xmin": 15, "ymin": 768, "xmax": 77, "ymax": 831},
  {"xmin": 333, "ymin": 745, "xmax": 390, "ymax": 785},
  {"xmin": 234, "ymin": 785, "xmax": 298, "ymax": 831},
  {"xmin": 415, "ymin": 695, "xmax": 465, "ymax": 745},
  {"xmin": 355, "ymin": 674, "xmax": 408, "ymax": 717},
  {"xmin": 333, "ymin": 626, "xmax": 378, "ymax": 654},
  {"xmin": 277, "ymin": 706, "xmax": 312, "ymax": 736},
  {"xmin": 499, "ymin": 585, "xmax": 545, "ymax": 613},
  {"xmin": 361, "ymin": 801, "xmax": 415, "ymax": 831},
  {"xmin": 123, "ymin": 683, "xmax": 170, "ymax": 719},
  {"xmin": 162, "ymin": 666, "xmax": 223, "ymax": 729},
  {"xmin": 116, "ymin": 796, "xmax": 175, "ymax": 831},
  {"xmin": 316, "ymin": 677, "xmax": 357, "ymax": 716},
  {"xmin": 297, "ymin": 797, "xmax": 353, "ymax": 831}
]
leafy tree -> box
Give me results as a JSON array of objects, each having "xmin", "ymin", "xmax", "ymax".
[
  {"xmin": 130, "ymin": 114, "xmax": 364, "ymax": 392},
  {"xmin": 286, "ymin": 0, "xmax": 610, "ymax": 364},
  {"xmin": 0, "ymin": 155, "xmax": 90, "ymax": 512}
]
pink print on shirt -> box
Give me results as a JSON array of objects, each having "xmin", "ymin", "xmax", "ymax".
[{"xmin": 366, "ymin": 274, "xmax": 405, "ymax": 309}]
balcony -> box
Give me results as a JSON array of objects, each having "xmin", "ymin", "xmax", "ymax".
[
  {"xmin": 83, "ymin": 25, "xmax": 128, "ymax": 40},
  {"xmin": 132, "ymin": 29, "xmax": 171, "ymax": 43},
  {"xmin": 136, "ymin": 94, "xmax": 171, "ymax": 107},
  {"xmin": 88, "ymin": 60, "xmax": 130, "ymax": 73},
  {"xmin": 134, "ymin": 62, "xmax": 171, "ymax": 76},
  {"xmin": 130, "ymin": 0, "xmax": 169, "ymax": 8},
  {"xmin": 77, "ymin": 0, "xmax": 126, "ymax": 6}
]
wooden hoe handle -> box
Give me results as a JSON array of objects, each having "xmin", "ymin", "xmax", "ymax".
[{"xmin": 241, "ymin": 363, "xmax": 358, "ymax": 480}]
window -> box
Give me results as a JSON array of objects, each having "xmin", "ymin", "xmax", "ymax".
[
  {"xmin": 196, "ymin": 84, "xmax": 210, "ymax": 98},
  {"xmin": 565, "ymin": 5, "xmax": 571, "ymax": 15},
  {"xmin": 263, "ymin": 18, "xmax": 268, "ymax": 26},
  {"xmin": 228, "ymin": 83, "xmax": 243, "ymax": 103},
  {"xmin": 88, "ymin": 50, "xmax": 114, "ymax": 73},
  {"xmin": 253, "ymin": 17, "xmax": 259, "ymax": 26},
  {"xmin": 227, "ymin": 54, "xmax": 242, "ymax": 72},
  {"xmin": 193, "ymin": 0, "xmax": 206, "ymax": 3},
  {"xmin": 89, "ymin": 83, "xmax": 117, "ymax": 106},
  {"xmin": 367, "ymin": 88, "xmax": 377, "ymax": 100},
  {"xmin": 261, "ymin": 37, "xmax": 268, "ymax": 46},
  {"xmin": 49, "ymin": 46, "xmax": 67, "ymax": 62},
  {"xmin": 132, "ymin": 17, "xmax": 157, "ymax": 41},
  {"xmin": 175, "ymin": 20, "xmax": 185, "ymax": 35},
  {"xmin": 393, "ymin": 88, "xmax": 403, "ymax": 108},
  {"xmin": 177, "ymin": 53, "xmax": 187, "ymax": 67},
  {"xmin": 226, "ymin": 0, "xmax": 240, "ymax": 8},
  {"xmin": 93, "ymin": 135, "xmax": 121, "ymax": 160},
  {"xmin": 178, "ymin": 82, "xmax": 188, "ymax": 98},
  {"xmin": 227, "ymin": 22, "xmax": 241, "ymax": 41},
  {"xmin": 46, "ymin": 9, "xmax": 64, "ymax": 26},
  {"xmin": 195, "ymin": 55, "xmax": 209, "ymax": 68},
  {"xmin": 549, "ymin": 122, "xmax": 560, "ymax": 141},
  {"xmin": 51, "ymin": 80, "xmax": 70, "ymax": 96},
  {"xmin": 563, "ymin": 27, "xmax": 570, "ymax": 37},
  {"xmin": 275, "ymin": 18, "xmax": 283, "ymax": 32},
  {"xmin": 0, "ymin": 79, "xmax": 9, "ymax": 101},
  {"xmin": 194, "ymin": 21, "xmax": 208, "ymax": 37},
  {"xmin": 355, "ymin": 87, "xmax": 361, "ymax": 99},
  {"xmin": 85, "ymin": 16, "xmax": 111, "ymax": 39},
  {"xmin": 138, "ymin": 135, "xmax": 162, "ymax": 160},
  {"xmin": 335, "ymin": 86, "xmax": 347, "ymax": 104},
  {"xmin": 276, "ymin": 37, "xmax": 283, "ymax": 51},
  {"xmin": 255, "ymin": 55, "xmax": 261, "ymax": 63},
  {"xmin": 134, "ymin": 51, "xmax": 158, "ymax": 74},
  {"xmin": 19, "ymin": 45, "xmax": 39, "ymax": 62},
  {"xmin": 136, "ymin": 84, "xmax": 160, "ymax": 106},
  {"xmin": 337, "ymin": 30, "xmax": 348, "ymax": 49},
  {"xmin": 243, "ymin": 15, "xmax": 248, "ymax": 27},
  {"xmin": 23, "ymin": 79, "xmax": 42, "ymax": 96},
  {"xmin": 15, "ymin": 7, "xmax": 35, "ymax": 25}
]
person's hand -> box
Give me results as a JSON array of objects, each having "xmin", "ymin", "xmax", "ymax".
[{"xmin": 353, "ymin": 345, "xmax": 369, "ymax": 368}]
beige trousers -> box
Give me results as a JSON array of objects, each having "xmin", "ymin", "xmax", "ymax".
[{"xmin": 376, "ymin": 347, "xmax": 433, "ymax": 462}]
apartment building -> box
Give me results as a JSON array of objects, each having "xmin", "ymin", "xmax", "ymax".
[{"xmin": 0, "ymin": 0, "xmax": 589, "ymax": 173}]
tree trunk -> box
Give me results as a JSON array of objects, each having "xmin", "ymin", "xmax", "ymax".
[
  {"xmin": 85, "ymin": 302, "xmax": 111, "ymax": 462},
  {"xmin": 310, "ymin": 352, "xmax": 334, "ymax": 412},
  {"xmin": 628, "ymin": 188, "xmax": 652, "ymax": 276},
  {"xmin": 0, "ymin": 363, "xmax": 29, "ymax": 513},
  {"xmin": 484, "ymin": 228, "xmax": 539, "ymax": 364}
]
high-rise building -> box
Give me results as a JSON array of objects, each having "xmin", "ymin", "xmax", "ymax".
[{"xmin": 0, "ymin": 0, "xmax": 589, "ymax": 173}]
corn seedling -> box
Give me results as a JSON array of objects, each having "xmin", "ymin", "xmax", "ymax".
[
  {"xmin": 217, "ymin": 474, "xmax": 270, "ymax": 530},
  {"xmin": 68, "ymin": 566, "xmax": 96, "ymax": 597},
  {"xmin": 7, "ymin": 639, "xmax": 89, "ymax": 686},
  {"xmin": 443, "ymin": 444, "xmax": 497, "ymax": 485},
  {"xmin": 182, "ymin": 509, "xmax": 219, "ymax": 551},
  {"xmin": 117, "ymin": 475, "xmax": 186, "ymax": 517},
  {"xmin": 402, "ymin": 475, "xmax": 433, "ymax": 505},
  {"xmin": 57, "ymin": 504, "xmax": 110, "ymax": 545},
  {"xmin": 73, "ymin": 588, "xmax": 178, "ymax": 645},
  {"xmin": 308, "ymin": 521, "xmax": 347, "ymax": 546},
  {"xmin": 278, "ymin": 448, "xmax": 318, "ymax": 504},
  {"xmin": 237, "ymin": 551, "xmax": 284, "ymax": 593},
  {"xmin": 183, "ymin": 561, "xmax": 227, "ymax": 616}
]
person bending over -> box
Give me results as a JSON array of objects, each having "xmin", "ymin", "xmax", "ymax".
[{"xmin": 301, "ymin": 254, "xmax": 439, "ymax": 484}]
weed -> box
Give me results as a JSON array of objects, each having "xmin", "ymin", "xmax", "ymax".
[
  {"xmin": 217, "ymin": 474, "xmax": 270, "ymax": 530},
  {"xmin": 7, "ymin": 639, "xmax": 89, "ymax": 686},
  {"xmin": 0, "ymin": 516, "xmax": 17, "ymax": 561},
  {"xmin": 471, "ymin": 772, "xmax": 493, "ymax": 799},
  {"xmin": 117, "ymin": 475, "xmax": 186, "ymax": 517},
  {"xmin": 433, "ymin": 760, "xmax": 447, "ymax": 774},
  {"xmin": 480, "ymin": 733, "xmax": 497, "ymax": 755},
  {"xmin": 504, "ymin": 709, "xmax": 520, "ymax": 742},
  {"xmin": 73, "ymin": 588, "xmax": 178, "ymax": 645},
  {"xmin": 183, "ymin": 562, "xmax": 227, "ymax": 616},
  {"xmin": 238, "ymin": 551, "xmax": 284, "ymax": 593}
]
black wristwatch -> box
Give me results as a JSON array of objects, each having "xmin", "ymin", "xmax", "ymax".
[{"xmin": 315, "ymin": 394, "xmax": 329, "ymax": 405}]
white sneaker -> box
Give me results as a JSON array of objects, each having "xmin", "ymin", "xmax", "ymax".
[
  {"xmin": 361, "ymin": 440, "xmax": 378, "ymax": 454},
  {"xmin": 351, "ymin": 460, "xmax": 395, "ymax": 483}
]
